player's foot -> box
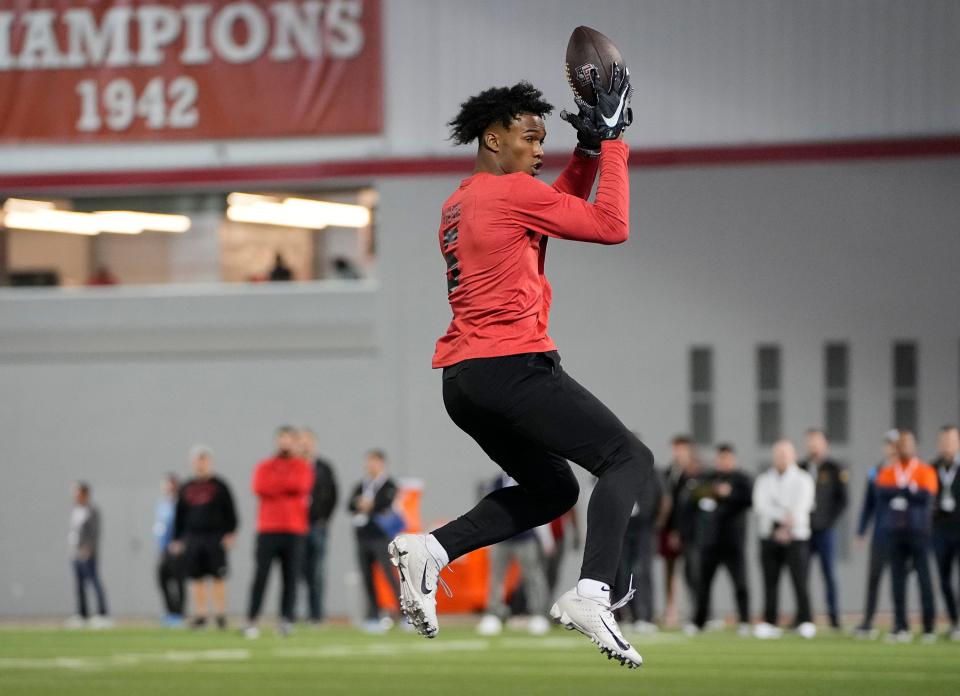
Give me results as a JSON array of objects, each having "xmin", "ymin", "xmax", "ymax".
[
  {"xmin": 189, "ymin": 616, "xmax": 207, "ymax": 631},
  {"xmin": 682, "ymin": 623, "xmax": 700, "ymax": 636},
  {"xmin": 476, "ymin": 614, "xmax": 503, "ymax": 636},
  {"xmin": 389, "ymin": 534, "xmax": 450, "ymax": 639},
  {"xmin": 550, "ymin": 586, "xmax": 643, "ymax": 669},
  {"xmin": 528, "ymin": 615, "xmax": 551, "ymax": 636},
  {"xmin": 277, "ymin": 621, "xmax": 293, "ymax": 638},
  {"xmin": 752, "ymin": 622, "xmax": 782, "ymax": 639},
  {"xmin": 737, "ymin": 623, "xmax": 752, "ymax": 638},
  {"xmin": 705, "ymin": 618, "xmax": 727, "ymax": 632},
  {"xmin": 920, "ymin": 632, "xmax": 938, "ymax": 644},
  {"xmin": 950, "ymin": 626, "xmax": 960, "ymax": 642},
  {"xmin": 797, "ymin": 621, "xmax": 817, "ymax": 639},
  {"xmin": 215, "ymin": 615, "xmax": 228, "ymax": 631},
  {"xmin": 853, "ymin": 624, "xmax": 877, "ymax": 640},
  {"xmin": 243, "ymin": 625, "xmax": 260, "ymax": 640}
]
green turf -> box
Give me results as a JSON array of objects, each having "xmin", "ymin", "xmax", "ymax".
[{"xmin": 0, "ymin": 624, "xmax": 957, "ymax": 696}]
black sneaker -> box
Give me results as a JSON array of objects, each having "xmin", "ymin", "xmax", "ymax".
[
  {"xmin": 215, "ymin": 616, "xmax": 227, "ymax": 631},
  {"xmin": 189, "ymin": 616, "xmax": 207, "ymax": 630}
]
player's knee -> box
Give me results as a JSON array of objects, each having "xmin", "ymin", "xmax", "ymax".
[{"xmin": 554, "ymin": 470, "xmax": 580, "ymax": 512}]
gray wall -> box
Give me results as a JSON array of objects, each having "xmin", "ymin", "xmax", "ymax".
[{"xmin": 2, "ymin": 155, "xmax": 960, "ymax": 620}]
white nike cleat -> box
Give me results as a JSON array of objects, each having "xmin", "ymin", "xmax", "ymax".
[
  {"xmin": 388, "ymin": 534, "xmax": 450, "ymax": 639},
  {"xmin": 549, "ymin": 584, "xmax": 643, "ymax": 669}
]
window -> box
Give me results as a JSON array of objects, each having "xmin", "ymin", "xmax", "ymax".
[
  {"xmin": 893, "ymin": 341, "xmax": 918, "ymax": 432},
  {"xmin": 824, "ymin": 342, "xmax": 849, "ymax": 443},
  {"xmin": 757, "ymin": 345, "xmax": 782, "ymax": 444},
  {"xmin": 689, "ymin": 347, "xmax": 714, "ymax": 445}
]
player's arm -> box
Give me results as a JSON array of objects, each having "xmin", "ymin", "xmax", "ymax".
[
  {"xmin": 510, "ymin": 140, "xmax": 629, "ymax": 244},
  {"xmin": 551, "ymin": 150, "xmax": 599, "ymax": 199}
]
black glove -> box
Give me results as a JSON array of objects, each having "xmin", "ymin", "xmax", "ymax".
[
  {"xmin": 560, "ymin": 103, "xmax": 603, "ymax": 155},
  {"xmin": 588, "ymin": 62, "xmax": 633, "ymax": 140}
]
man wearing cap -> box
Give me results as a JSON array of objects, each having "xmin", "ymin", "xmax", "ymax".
[
  {"xmin": 931, "ymin": 425, "xmax": 960, "ymax": 640},
  {"xmin": 854, "ymin": 430, "xmax": 899, "ymax": 638},
  {"xmin": 171, "ymin": 446, "xmax": 239, "ymax": 630},
  {"xmin": 875, "ymin": 430, "xmax": 938, "ymax": 642},
  {"xmin": 799, "ymin": 429, "xmax": 848, "ymax": 630}
]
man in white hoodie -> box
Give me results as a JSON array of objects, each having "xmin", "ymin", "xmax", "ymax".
[{"xmin": 752, "ymin": 440, "xmax": 816, "ymax": 639}]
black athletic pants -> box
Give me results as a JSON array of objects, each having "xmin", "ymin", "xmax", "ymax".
[
  {"xmin": 157, "ymin": 551, "xmax": 185, "ymax": 615},
  {"xmin": 431, "ymin": 351, "xmax": 654, "ymax": 586},
  {"xmin": 759, "ymin": 539, "xmax": 811, "ymax": 626},
  {"xmin": 933, "ymin": 528, "xmax": 960, "ymax": 626},
  {"xmin": 890, "ymin": 531, "xmax": 935, "ymax": 633},
  {"xmin": 695, "ymin": 543, "xmax": 750, "ymax": 628},
  {"xmin": 247, "ymin": 533, "xmax": 303, "ymax": 623},
  {"xmin": 356, "ymin": 533, "xmax": 401, "ymax": 620},
  {"xmin": 859, "ymin": 534, "xmax": 889, "ymax": 629}
]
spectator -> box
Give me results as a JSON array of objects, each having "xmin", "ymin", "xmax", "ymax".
[
  {"xmin": 752, "ymin": 439, "xmax": 815, "ymax": 639},
  {"xmin": 476, "ymin": 474, "xmax": 552, "ymax": 637},
  {"xmin": 854, "ymin": 430, "xmax": 899, "ymax": 638},
  {"xmin": 613, "ymin": 468, "xmax": 663, "ymax": 633},
  {"xmin": 669, "ymin": 439, "xmax": 707, "ymax": 630},
  {"xmin": 931, "ymin": 425, "xmax": 960, "ymax": 641},
  {"xmin": 66, "ymin": 482, "xmax": 111, "ymax": 629},
  {"xmin": 171, "ymin": 446, "xmax": 238, "ymax": 631},
  {"xmin": 692, "ymin": 443, "xmax": 752, "ymax": 635},
  {"xmin": 269, "ymin": 252, "xmax": 293, "ymax": 281},
  {"xmin": 799, "ymin": 428, "xmax": 849, "ymax": 630},
  {"xmin": 348, "ymin": 449, "xmax": 402, "ymax": 632},
  {"xmin": 154, "ymin": 473, "xmax": 185, "ymax": 626},
  {"xmin": 876, "ymin": 430, "xmax": 938, "ymax": 642},
  {"xmin": 297, "ymin": 427, "xmax": 339, "ymax": 625},
  {"xmin": 658, "ymin": 435, "xmax": 693, "ymax": 626},
  {"xmin": 245, "ymin": 426, "xmax": 314, "ymax": 639}
]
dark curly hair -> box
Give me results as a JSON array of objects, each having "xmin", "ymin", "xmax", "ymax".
[{"xmin": 448, "ymin": 81, "xmax": 554, "ymax": 145}]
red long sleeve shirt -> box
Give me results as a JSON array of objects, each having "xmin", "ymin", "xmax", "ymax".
[
  {"xmin": 432, "ymin": 139, "xmax": 630, "ymax": 368},
  {"xmin": 252, "ymin": 455, "xmax": 314, "ymax": 534}
]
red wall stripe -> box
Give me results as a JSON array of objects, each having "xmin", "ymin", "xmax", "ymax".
[{"xmin": 1, "ymin": 135, "xmax": 958, "ymax": 194}]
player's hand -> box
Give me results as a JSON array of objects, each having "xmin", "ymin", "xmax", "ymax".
[
  {"xmin": 221, "ymin": 533, "xmax": 235, "ymax": 550},
  {"xmin": 588, "ymin": 62, "xmax": 633, "ymax": 140},
  {"xmin": 560, "ymin": 103, "xmax": 602, "ymax": 154},
  {"xmin": 168, "ymin": 540, "xmax": 185, "ymax": 555}
]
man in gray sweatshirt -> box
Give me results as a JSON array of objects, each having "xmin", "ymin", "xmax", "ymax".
[{"xmin": 67, "ymin": 482, "xmax": 111, "ymax": 628}]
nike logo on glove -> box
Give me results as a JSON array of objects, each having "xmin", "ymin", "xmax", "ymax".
[
  {"xmin": 600, "ymin": 615, "xmax": 632, "ymax": 652},
  {"xmin": 601, "ymin": 91, "xmax": 628, "ymax": 128}
]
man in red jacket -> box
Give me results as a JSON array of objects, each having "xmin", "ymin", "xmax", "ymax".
[
  {"xmin": 244, "ymin": 426, "xmax": 314, "ymax": 638},
  {"xmin": 390, "ymin": 72, "xmax": 653, "ymax": 669}
]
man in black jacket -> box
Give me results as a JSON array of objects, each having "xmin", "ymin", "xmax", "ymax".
[
  {"xmin": 171, "ymin": 446, "xmax": 238, "ymax": 630},
  {"xmin": 349, "ymin": 449, "xmax": 401, "ymax": 630},
  {"xmin": 931, "ymin": 425, "xmax": 960, "ymax": 640},
  {"xmin": 799, "ymin": 428, "xmax": 848, "ymax": 629},
  {"xmin": 297, "ymin": 428, "xmax": 338, "ymax": 624},
  {"xmin": 692, "ymin": 443, "xmax": 753, "ymax": 633}
]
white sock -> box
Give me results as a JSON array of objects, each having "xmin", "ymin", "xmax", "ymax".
[
  {"xmin": 577, "ymin": 578, "xmax": 611, "ymax": 602},
  {"xmin": 425, "ymin": 534, "xmax": 449, "ymax": 567}
]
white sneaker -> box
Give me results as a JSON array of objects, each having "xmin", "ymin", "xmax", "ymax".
[
  {"xmin": 632, "ymin": 620, "xmax": 659, "ymax": 635},
  {"xmin": 88, "ymin": 616, "xmax": 114, "ymax": 630},
  {"xmin": 706, "ymin": 618, "xmax": 727, "ymax": 632},
  {"xmin": 682, "ymin": 623, "xmax": 700, "ymax": 636},
  {"xmin": 950, "ymin": 627, "xmax": 960, "ymax": 642},
  {"xmin": 738, "ymin": 623, "xmax": 752, "ymax": 638},
  {"xmin": 243, "ymin": 625, "xmax": 260, "ymax": 640},
  {"xmin": 885, "ymin": 630, "xmax": 913, "ymax": 643},
  {"xmin": 528, "ymin": 615, "xmax": 551, "ymax": 636},
  {"xmin": 921, "ymin": 632, "xmax": 938, "ymax": 644},
  {"xmin": 389, "ymin": 534, "xmax": 449, "ymax": 639},
  {"xmin": 550, "ymin": 587, "xmax": 643, "ymax": 669},
  {"xmin": 476, "ymin": 614, "xmax": 503, "ymax": 636},
  {"xmin": 753, "ymin": 622, "xmax": 783, "ymax": 640},
  {"xmin": 797, "ymin": 621, "xmax": 817, "ymax": 639},
  {"xmin": 64, "ymin": 615, "xmax": 86, "ymax": 630}
]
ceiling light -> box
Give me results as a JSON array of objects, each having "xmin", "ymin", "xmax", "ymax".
[{"xmin": 226, "ymin": 193, "xmax": 371, "ymax": 229}]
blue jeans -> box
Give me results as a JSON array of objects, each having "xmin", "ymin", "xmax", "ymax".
[
  {"xmin": 72, "ymin": 555, "xmax": 108, "ymax": 618},
  {"xmin": 809, "ymin": 528, "xmax": 839, "ymax": 625},
  {"xmin": 301, "ymin": 525, "xmax": 329, "ymax": 621}
]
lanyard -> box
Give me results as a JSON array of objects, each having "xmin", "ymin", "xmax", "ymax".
[
  {"xmin": 941, "ymin": 464, "xmax": 958, "ymax": 493},
  {"xmin": 893, "ymin": 460, "xmax": 918, "ymax": 489}
]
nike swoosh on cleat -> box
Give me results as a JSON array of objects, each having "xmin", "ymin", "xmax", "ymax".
[
  {"xmin": 601, "ymin": 92, "xmax": 627, "ymax": 128},
  {"xmin": 420, "ymin": 564, "xmax": 431, "ymax": 595},
  {"xmin": 600, "ymin": 615, "xmax": 632, "ymax": 652}
]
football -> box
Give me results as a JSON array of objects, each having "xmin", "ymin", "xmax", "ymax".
[{"xmin": 564, "ymin": 26, "xmax": 625, "ymax": 106}]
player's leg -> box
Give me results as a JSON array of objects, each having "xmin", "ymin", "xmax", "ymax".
[
  {"xmin": 87, "ymin": 554, "xmax": 109, "ymax": 618},
  {"xmin": 910, "ymin": 536, "xmax": 936, "ymax": 635},
  {"xmin": 889, "ymin": 537, "xmax": 909, "ymax": 633},
  {"xmin": 759, "ymin": 540, "xmax": 781, "ymax": 627},
  {"xmin": 693, "ymin": 545, "xmax": 720, "ymax": 630},
  {"xmin": 278, "ymin": 534, "xmax": 302, "ymax": 629},
  {"xmin": 725, "ymin": 546, "xmax": 751, "ymax": 628},
  {"xmin": 357, "ymin": 539, "xmax": 380, "ymax": 621},
  {"xmin": 933, "ymin": 530, "xmax": 958, "ymax": 628},
  {"xmin": 246, "ymin": 533, "xmax": 275, "ymax": 630},
  {"xmin": 816, "ymin": 529, "xmax": 840, "ymax": 627},
  {"xmin": 72, "ymin": 558, "xmax": 88, "ymax": 620},
  {"xmin": 515, "ymin": 537, "xmax": 550, "ymax": 630},
  {"xmin": 786, "ymin": 541, "xmax": 812, "ymax": 632}
]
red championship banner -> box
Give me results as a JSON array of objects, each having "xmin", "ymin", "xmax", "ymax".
[{"xmin": 0, "ymin": 0, "xmax": 382, "ymax": 142}]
